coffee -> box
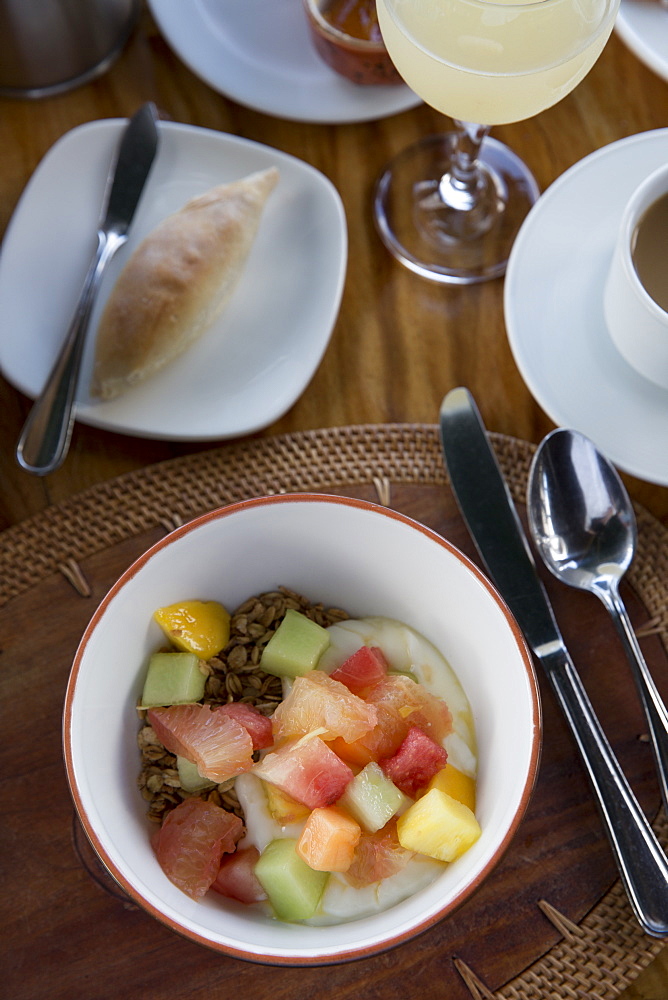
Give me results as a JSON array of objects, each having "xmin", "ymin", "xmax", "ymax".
[{"xmin": 631, "ymin": 190, "xmax": 668, "ymax": 313}]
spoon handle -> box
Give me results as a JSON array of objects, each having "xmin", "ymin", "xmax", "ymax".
[
  {"xmin": 597, "ymin": 583, "xmax": 668, "ymax": 816},
  {"xmin": 542, "ymin": 643, "xmax": 668, "ymax": 938}
]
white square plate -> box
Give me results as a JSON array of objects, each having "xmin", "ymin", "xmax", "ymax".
[{"xmin": 0, "ymin": 119, "xmax": 347, "ymax": 441}]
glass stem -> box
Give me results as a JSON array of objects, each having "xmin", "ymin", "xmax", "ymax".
[{"xmin": 438, "ymin": 120, "xmax": 492, "ymax": 212}]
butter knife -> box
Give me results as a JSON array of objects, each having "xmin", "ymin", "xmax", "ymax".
[
  {"xmin": 16, "ymin": 102, "xmax": 160, "ymax": 476},
  {"xmin": 439, "ymin": 386, "xmax": 668, "ymax": 938}
]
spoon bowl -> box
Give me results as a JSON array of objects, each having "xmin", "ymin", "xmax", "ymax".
[
  {"xmin": 528, "ymin": 428, "xmax": 668, "ymax": 814},
  {"xmin": 528, "ymin": 427, "xmax": 636, "ymax": 593}
]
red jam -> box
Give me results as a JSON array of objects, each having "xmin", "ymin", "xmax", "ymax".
[{"xmin": 321, "ymin": 0, "xmax": 383, "ymax": 43}]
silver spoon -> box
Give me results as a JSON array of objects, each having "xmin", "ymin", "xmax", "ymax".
[{"xmin": 528, "ymin": 428, "xmax": 668, "ymax": 816}]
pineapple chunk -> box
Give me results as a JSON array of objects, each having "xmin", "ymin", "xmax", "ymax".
[
  {"xmin": 396, "ymin": 788, "xmax": 481, "ymax": 862},
  {"xmin": 263, "ymin": 781, "xmax": 311, "ymax": 824},
  {"xmin": 426, "ymin": 764, "xmax": 476, "ymax": 812},
  {"xmin": 154, "ymin": 600, "xmax": 230, "ymax": 659}
]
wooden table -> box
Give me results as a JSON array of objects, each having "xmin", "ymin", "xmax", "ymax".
[{"xmin": 0, "ymin": 4, "xmax": 666, "ymax": 996}]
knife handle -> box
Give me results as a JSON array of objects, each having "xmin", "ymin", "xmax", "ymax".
[
  {"xmin": 16, "ymin": 230, "xmax": 124, "ymax": 476},
  {"xmin": 543, "ymin": 645, "xmax": 668, "ymax": 938}
]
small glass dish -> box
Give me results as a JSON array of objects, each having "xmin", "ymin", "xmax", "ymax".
[{"xmin": 302, "ymin": 0, "xmax": 402, "ymax": 85}]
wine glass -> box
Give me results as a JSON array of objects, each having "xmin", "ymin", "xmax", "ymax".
[{"xmin": 374, "ymin": 0, "xmax": 620, "ymax": 283}]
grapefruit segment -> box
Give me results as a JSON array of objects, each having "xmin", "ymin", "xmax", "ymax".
[
  {"xmin": 329, "ymin": 703, "xmax": 408, "ymax": 767},
  {"xmin": 271, "ymin": 670, "xmax": 377, "ymax": 744},
  {"xmin": 152, "ymin": 797, "xmax": 243, "ymax": 900},
  {"xmin": 366, "ymin": 674, "xmax": 453, "ymax": 742},
  {"xmin": 345, "ymin": 819, "xmax": 413, "ymax": 887},
  {"xmin": 147, "ymin": 703, "xmax": 254, "ymax": 781}
]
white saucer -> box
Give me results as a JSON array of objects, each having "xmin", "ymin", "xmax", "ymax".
[
  {"xmin": 146, "ymin": 0, "xmax": 420, "ymax": 124},
  {"xmin": 0, "ymin": 119, "xmax": 347, "ymax": 442},
  {"xmin": 616, "ymin": 0, "xmax": 668, "ymax": 83},
  {"xmin": 504, "ymin": 128, "xmax": 668, "ymax": 486}
]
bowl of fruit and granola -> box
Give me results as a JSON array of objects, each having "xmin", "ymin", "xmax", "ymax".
[{"xmin": 63, "ymin": 493, "xmax": 540, "ymax": 964}]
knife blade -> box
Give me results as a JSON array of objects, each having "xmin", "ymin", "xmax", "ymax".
[
  {"xmin": 439, "ymin": 386, "xmax": 668, "ymax": 939},
  {"xmin": 16, "ymin": 102, "xmax": 160, "ymax": 476}
]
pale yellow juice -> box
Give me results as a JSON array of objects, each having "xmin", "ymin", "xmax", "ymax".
[{"xmin": 376, "ymin": 0, "xmax": 616, "ymax": 125}]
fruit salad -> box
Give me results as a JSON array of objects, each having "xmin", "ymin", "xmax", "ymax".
[{"xmin": 137, "ymin": 592, "xmax": 479, "ymax": 924}]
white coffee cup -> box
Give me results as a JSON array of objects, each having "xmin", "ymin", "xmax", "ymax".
[{"xmin": 604, "ymin": 162, "xmax": 668, "ymax": 391}]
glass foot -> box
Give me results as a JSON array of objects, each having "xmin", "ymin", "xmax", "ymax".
[{"xmin": 374, "ymin": 132, "xmax": 540, "ymax": 284}]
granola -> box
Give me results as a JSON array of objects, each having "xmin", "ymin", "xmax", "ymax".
[{"xmin": 137, "ymin": 587, "xmax": 348, "ymax": 823}]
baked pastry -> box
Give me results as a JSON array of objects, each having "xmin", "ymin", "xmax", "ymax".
[{"xmin": 90, "ymin": 166, "xmax": 279, "ymax": 400}]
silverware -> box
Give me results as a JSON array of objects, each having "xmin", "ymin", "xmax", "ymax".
[
  {"xmin": 439, "ymin": 386, "xmax": 668, "ymax": 939},
  {"xmin": 16, "ymin": 102, "xmax": 160, "ymax": 476},
  {"xmin": 528, "ymin": 427, "xmax": 668, "ymax": 817}
]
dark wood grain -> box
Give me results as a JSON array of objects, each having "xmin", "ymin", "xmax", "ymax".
[{"xmin": 2, "ymin": 483, "xmax": 666, "ymax": 1000}]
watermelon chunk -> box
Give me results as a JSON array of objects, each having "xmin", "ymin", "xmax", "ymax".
[
  {"xmin": 329, "ymin": 646, "xmax": 388, "ymax": 695},
  {"xmin": 211, "ymin": 846, "xmax": 267, "ymax": 904},
  {"xmin": 253, "ymin": 734, "xmax": 354, "ymax": 808},
  {"xmin": 365, "ymin": 674, "xmax": 453, "ymax": 742},
  {"xmin": 379, "ymin": 726, "xmax": 448, "ymax": 798},
  {"xmin": 152, "ymin": 797, "xmax": 243, "ymax": 900},
  {"xmin": 217, "ymin": 702, "xmax": 273, "ymax": 750},
  {"xmin": 271, "ymin": 670, "xmax": 378, "ymax": 744},
  {"xmin": 147, "ymin": 704, "xmax": 254, "ymax": 782}
]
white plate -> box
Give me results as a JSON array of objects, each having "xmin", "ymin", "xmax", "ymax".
[
  {"xmin": 616, "ymin": 0, "xmax": 668, "ymax": 83},
  {"xmin": 146, "ymin": 0, "xmax": 420, "ymax": 123},
  {"xmin": 0, "ymin": 119, "xmax": 347, "ymax": 441},
  {"xmin": 504, "ymin": 128, "xmax": 668, "ymax": 486}
]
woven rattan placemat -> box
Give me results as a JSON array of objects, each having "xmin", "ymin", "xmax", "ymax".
[{"xmin": 2, "ymin": 423, "xmax": 666, "ymax": 998}]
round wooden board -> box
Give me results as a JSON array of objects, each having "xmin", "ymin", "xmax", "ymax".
[{"xmin": 2, "ymin": 425, "xmax": 666, "ymax": 999}]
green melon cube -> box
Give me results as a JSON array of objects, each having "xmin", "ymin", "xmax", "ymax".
[
  {"xmin": 176, "ymin": 755, "xmax": 216, "ymax": 793},
  {"xmin": 140, "ymin": 651, "xmax": 206, "ymax": 708},
  {"xmin": 259, "ymin": 609, "xmax": 330, "ymax": 678},
  {"xmin": 389, "ymin": 668, "xmax": 421, "ymax": 684},
  {"xmin": 254, "ymin": 838, "xmax": 329, "ymax": 921},
  {"xmin": 338, "ymin": 761, "xmax": 409, "ymax": 832}
]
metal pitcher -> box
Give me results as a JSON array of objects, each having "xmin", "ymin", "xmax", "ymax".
[{"xmin": 0, "ymin": 0, "xmax": 141, "ymax": 97}]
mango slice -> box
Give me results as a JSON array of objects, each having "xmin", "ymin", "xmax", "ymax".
[
  {"xmin": 154, "ymin": 599, "xmax": 230, "ymax": 659},
  {"xmin": 426, "ymin": 763, "xmax": 476, "ymax": 812}
]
